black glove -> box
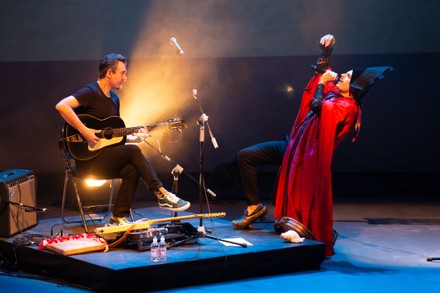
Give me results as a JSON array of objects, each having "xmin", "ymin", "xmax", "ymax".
[
  {"xmin": 311, "ymin": 38, "xmax": 334, "ymax": 74},
  {"xmin": 315, "ymin": 42, "xmax": 333, "ymax": 72}
]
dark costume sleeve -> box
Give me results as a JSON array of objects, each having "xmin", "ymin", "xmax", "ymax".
[
  {"xmin": 289, "ymin": 43, "xmax": 334, "ymax": 138},
  {"xmin": 289, "ymin": 75, "xmax": 337, "ymax": 139},
  {"xmin": 311, "ymin": 84, "xmax": 325, "ymax": 114}
]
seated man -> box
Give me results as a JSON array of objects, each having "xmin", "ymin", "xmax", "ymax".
[{"xmin": 56, "ymin": 53, "xmax": 190, "ymax": 226}]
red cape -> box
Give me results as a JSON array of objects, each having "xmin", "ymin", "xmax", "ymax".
[{"xmin": 274, "ymin": 74, "xmax": 359, "ymax": 256}]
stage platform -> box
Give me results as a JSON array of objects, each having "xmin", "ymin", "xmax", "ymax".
[{"xmin": 0, "ymin": 207, "xmax": 325, "ymax": 292}]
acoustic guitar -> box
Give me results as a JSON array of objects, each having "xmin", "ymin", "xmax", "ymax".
[{"xmin": 61, "ymin": 114, "xmax": 186, "ymax": 160}]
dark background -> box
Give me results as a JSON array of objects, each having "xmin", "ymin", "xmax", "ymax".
[{"xmin": 1, "ymin": 1, "xmax": 439, "ymax": 203}]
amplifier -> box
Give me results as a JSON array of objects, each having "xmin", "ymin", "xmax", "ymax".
[{"xmin": 0, "ymin": 169, "xmax": 38, "ymax": 237}]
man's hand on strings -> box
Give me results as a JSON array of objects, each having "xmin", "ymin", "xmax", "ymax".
[{"xmin": 128, "ymin": 126, "xmax": 151, "ymax": 143}]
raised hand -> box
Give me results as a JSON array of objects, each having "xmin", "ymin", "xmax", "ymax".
[{"xmin": 320, "ymin": 34, "xmax": 335, "ymax": 48}]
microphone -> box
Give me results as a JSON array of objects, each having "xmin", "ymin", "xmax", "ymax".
[
  {"xmin": 25, "ymin": 206, "xmax": 48, "ymax": 212},
  {"xmin": 311, "ymin": 64, "xmax": 326, "ymax": 74},
  {"xmin": 169, "ymin": 37, "xmax": 185, "ymax": 55},
  {"xmin": 310, "ymin": 66, "xmax": 338, "ymax": 85},
  {"xmin": 1, "ymin": 197, "xmax": 48, "ymax": 212}
]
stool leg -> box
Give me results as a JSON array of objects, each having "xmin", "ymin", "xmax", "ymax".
[
  {"xmin": 61, "ymin": 167, "xmax": 90, "ymax": 233},
  {"xmin": 71, "ymin": 175, "xmax": 89, "ymax": 233},
  {"xmin": 60, "ymin": 168, "xmax": 69, "ymax": 221},
  {"xmin": 129, "ymin": 208, "xmax": 134, "ymax": 222},
  {"xmin": 104, "ymin": 179, "xmax": 115, "ymax": 219}
]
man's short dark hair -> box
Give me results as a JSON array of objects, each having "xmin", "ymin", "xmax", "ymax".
[{"xmin": 98, "ymin": 54, "xmax": 127, "ymax": 79}]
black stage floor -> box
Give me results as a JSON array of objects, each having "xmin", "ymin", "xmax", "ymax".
[{"xmin": 0, "ymin": 206, "xmax": 325, "ymax": 292}]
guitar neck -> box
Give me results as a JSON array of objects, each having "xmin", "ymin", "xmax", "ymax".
[
  {"xmin": 104, "ymin": 126, "xmax": 140, "ymax": 138},
  {"xmin": 98, "ymin": 123, "xmax": 166, "ymax": 139},
  {"xmin": 147, "ymin": 214, "xmax": 212, "ymax": 225}
]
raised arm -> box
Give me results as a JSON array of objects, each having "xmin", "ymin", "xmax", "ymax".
[
  {"xmin": 312, "ymin": 34, "xmax": 335, "ymax": 73},
  {"xmin": 310, "ymin": 34, "xmax": 338, "ymax": 113}
]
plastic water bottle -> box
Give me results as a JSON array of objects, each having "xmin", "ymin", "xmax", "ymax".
[
  {"xmin": 159, "ymin": 235, "xmax": 167, "ymax": 262},
  {"xmin": 150, "ymin": 236, "xmax": 159, "ymax": 262}
]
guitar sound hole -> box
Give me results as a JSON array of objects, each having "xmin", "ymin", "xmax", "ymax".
[{"xmin": 102, "ymin": 128, "xmax": 114, "ymax": 139}]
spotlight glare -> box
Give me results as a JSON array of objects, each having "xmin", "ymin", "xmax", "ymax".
[
  {"xmin": 85, "ymin": 179, "xmax": 107, "ymax": 187},
  {"xmin": 279, "ymin": 83, "xmax": 295, "ymax": 99}
]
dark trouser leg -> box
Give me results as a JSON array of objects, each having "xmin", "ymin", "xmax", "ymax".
[
  {"xmin": 75, "ymin": 144, "xmax": 163, "ymax": 216},
  {"xmin": 112, "ymin": 164, "xmax": 139, "ymax": 217},
  {"xmin": 236, "ymin": 140, "xmax": 287, "ymax": 205}
]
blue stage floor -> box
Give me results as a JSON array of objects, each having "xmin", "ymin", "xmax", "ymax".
[
  {"xmin": 1, "ymin": 198, "xmax": 440, "ymax": 292},
  {"xmin": 0, "ymin": 203, "xmax": 324, "ymax": 292}
]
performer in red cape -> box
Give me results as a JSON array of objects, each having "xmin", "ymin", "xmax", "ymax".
[{"xmin": 273, "ymin": 34, "xmax": 393, "ymax": 256}]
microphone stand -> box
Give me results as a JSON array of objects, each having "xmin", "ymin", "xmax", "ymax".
[
  {"xmin": 141, "ymin": 138, "xmax": 216, "ymax": 207},
  {"xmin": 193, "ymin": 89, "xmax": 219, "ymax": 233},
  {"xmin": 168, "ymin": 40, "xmax": 219, "ymax": 221},
  {"xmin": 142, "ymin": 138, "xmax": 246, "ymax": 248},
  {"xmin": 165, "ymin": 38, "xmax": 245, "ymax": 247},
  {"xmin": 0, "ymin": 198, "xmax": 48, "ymax": 212}
]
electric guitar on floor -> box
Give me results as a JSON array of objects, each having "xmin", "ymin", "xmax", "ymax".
[
  {"xmin": 94, "ymin": 212, "xmax": 227, "ymax": 235},
  {"xmin": 61, "ymin": 114, "xmax": 186, "ymax": 161}
]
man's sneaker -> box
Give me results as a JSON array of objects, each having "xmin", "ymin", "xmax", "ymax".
[
  {"xmin": 107, "ymin": 216, "xmax": 130, "ymax": 226},
  {"xmin": 155, "ymin": 187, "xmax": 191, "ymax": 212}
]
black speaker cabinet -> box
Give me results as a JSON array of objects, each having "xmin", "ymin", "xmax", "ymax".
[{"xmin": 0, "ymin": 169, "xmax": 38, "ymax": 237}]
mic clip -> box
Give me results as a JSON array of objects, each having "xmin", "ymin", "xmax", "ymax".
[{"xmin": 197, "ymin": 113, "xmax": 209, "ymax": 125}]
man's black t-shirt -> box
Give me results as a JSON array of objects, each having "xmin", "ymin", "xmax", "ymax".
[{"xmin": 72, "ymin": 82, "xmax": 120, "ymax": 119}]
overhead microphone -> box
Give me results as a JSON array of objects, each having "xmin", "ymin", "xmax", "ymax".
[{"xmin": 169, "ymin": 37, "xmax": 185, "ymax": 55}]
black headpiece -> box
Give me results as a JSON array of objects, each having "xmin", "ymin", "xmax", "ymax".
[{"xmin": 350, "ymin": 66, "xmax": 393, "ymax": 104}]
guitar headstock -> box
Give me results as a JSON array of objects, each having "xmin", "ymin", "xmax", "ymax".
[{"xmin": 203, "ymin": 212, "xmax": 226, "ymax": 219}]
